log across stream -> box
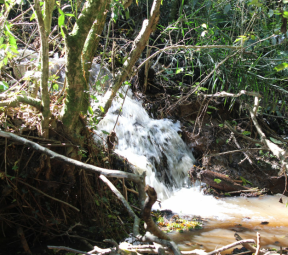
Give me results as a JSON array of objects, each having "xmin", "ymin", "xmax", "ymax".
[{"xmin": 157, "ymin": 188, "xmax": 288, "ymax": 253}]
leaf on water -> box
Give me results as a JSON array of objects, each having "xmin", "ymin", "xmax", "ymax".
[{"xmin": 101, "ymin": 130, "xmax": 110, "ymax": 135}]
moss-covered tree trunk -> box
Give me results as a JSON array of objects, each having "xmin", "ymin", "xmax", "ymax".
[{"xmin": 61, "ymin": 0, "xmax": 111, "ymax": 134}]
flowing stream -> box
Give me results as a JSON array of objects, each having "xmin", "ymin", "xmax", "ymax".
[
  {"xmin": 95, "ymin": 86, "xmax": 288, "ymax": 253},
  {"xmin": 14, "ymin": 51, "xmax": 288, "ymax": 253}
]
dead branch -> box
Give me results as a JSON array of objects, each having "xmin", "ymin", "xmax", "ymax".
[
  {"xmin": 47, "ymin": 246, "xmax": 91, "ymax": 254},
  {"xmin": 205, "ymin": 90, "xmax": 261, "ymax": 98},
  {"xmin": 0, "ymin": 130, "xmax": 143, "ymax": 183},
  {"xmin": 247, "ymin": 97, "xmax": 288, "ymax": 171},
  {"xmin": 138, "ymin": 45, "xmax": 242, "ymax": 71},
  {"xmin": 227, "ymin": 188, "xmax": 260, "ymax": 194},
  {"xmin": 232, "ymin": 133, "xmax": 252, "ymax": 164},
  {"xmin": 224, "ymin": 121, "xmax": 263, "ymax": 144},
  {"xmin": 206, "ymin": 239, "xmax": 256, "ymax": 255},
  {"xmin": 142, "ymin": 185, "xmax": 170, "ymax": 240},
  {"xmin": 234, "ymin": 233, "xmax": 265, "ymax": 255},
  {"xmin": 200, "ymin": 170, "xmax": 250, "ymax": 192},
  {"xmin": 99, "ymin": 175, "xmax": 140, "ymax": 236},
  {"xmin": 16, "ymin": 179, "xmax": 80, "ymax": 212},
  {"xmin": 255, "ymin": 232, "xmax": 261, "ymax": 255},
  {"xmin": 139, "ymin": 232, "xmax": 181, "ymax": 255},
  {"xmin": 206, "ymin": 148, "xmax": 264, "ymax": 157}
]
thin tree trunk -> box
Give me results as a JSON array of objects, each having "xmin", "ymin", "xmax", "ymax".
[{"xmin": 34, "ymin": 0, "xmax": 54, "ymax": 138}]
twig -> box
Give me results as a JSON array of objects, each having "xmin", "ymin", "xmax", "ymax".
[
  {"xmin": 16, "ymin": 179, "xmax": 80, "ymax": 212},
  {"xmin": 99, "ymin": 175, "xmax": 140, "ymax": 236},
  {"xmin": 9, "ymin": 6, "xmax": 33, "ymax": 23},
  {"xmin": 207, "ymin": 239, "xmax": 256, "ymax": 255},
  {"xmin": 255, "ymin": 232, "xmax": 261, "ymax": 255},
  {"xmin": 263, "ymin": 113, "xmax": 288, "ymax": 120},
  {"xmin": 234, "ymin": 233, "xmax": 265, "ymax": 255},
  {"xmin": 167, "ymin": 50, "xmax": 241, "ymax": 113},
  {"xmin": 138, "ymin": 45, "xmax": 242, "ymax": 71},
  {"xmin": 227, "ymin": 189, "xmax": 259, "ymax": 194},
  {"xmin": 232, "ymin": 133, "xmax": 253, "ymax": 164},
  {"xmin": 205, "ymin": 90, "xmax": 261, "ymax": 98},
  {"xmin": 47, "ymin": 246, "xmax": 91, "ymax": 254},
  {"xmin": 247, "ymin": 98, "xmax": 288, "ymax": 171},
  {"xmin": 206, "ymin": 148, "xmax": 264, "ymax": 157},
  {"xmin": 224, "ymin": 121, "xmax": 262, "ymax": 144}
]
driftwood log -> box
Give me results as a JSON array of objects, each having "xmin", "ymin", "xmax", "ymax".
[{"xmin": 200, "ymin": 170, "xmax": 250, "ymax": 192}]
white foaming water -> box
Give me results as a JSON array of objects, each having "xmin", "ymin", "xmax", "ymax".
[
  {"xmin": 94, "ymin": 85, "xmax": 288, "ymax": 251},
  {"xmin": 94, "ymin": 86, "xmax": 196, "ymax": 200}
]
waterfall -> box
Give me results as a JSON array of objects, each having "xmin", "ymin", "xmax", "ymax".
[{"xmin": 94, "ymin": 86, "xmax": 196, "ymax": 200}]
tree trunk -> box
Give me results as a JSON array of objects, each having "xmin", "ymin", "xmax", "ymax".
[
  {"xmin": 61, "ymin": 0, "xmax": 111, "ymax": 133},
  {"xmin": 35, "ymin": 0, "xmax": 55, "ymax": 138}
]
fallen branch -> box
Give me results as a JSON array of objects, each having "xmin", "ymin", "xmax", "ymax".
[
  {"xmin": 255, "ymin": 232, "xmax": 261, "ymax": 255},
  {"xmin": 99, "ymin": 175, "xmax": 140, "ymax": 237},
  {"xmin": 224, "ymin": 121, "xmax": 263, "ymax": 144},
  {"xmin": 47, "ymin": 246, "xmax": 91, "ymax": 255},
  {"xmin": 200, "ymin": 170, "xmax": 249, "ymax": 192},
  {"xmin": 205, "ymin": 90, "xmax": 261, "ymax": 98},
  {"xmin": 227, "ymin": 188, "xmax": 260, "ymax": 194},
  {"xmin": 206, "ymin": 148, "xmax": 264, "ymax": 157},
  {"xmin": 247, "ymin": 97, "xmax": 288, "ymax": 171},
  {"xmin": 234, "ymin": 233, "xmax": 265, "ymax": 255},
  {"xmin": 207, "ymin": 239, "xmax": 256, "ymax": 255},
  {"xmin": 0, "ymin": 130, "xmax": 143, "ymax": 183},
  {"xmin": 142, "ymin": 185, "xmax": 170, "ymax": 240}
]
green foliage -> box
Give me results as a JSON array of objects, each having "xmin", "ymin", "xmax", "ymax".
[
  {"xmin": 157, "ymin": 216, "xmax": 203, "ymax": 232},
  {"xmin": 240, "ymin": 176, "xmax": 252, "ymax": 186},
  {"xmin": 0, "ymin": 21, "xmax": 18, "ymax": 69},
  {"xmin": 152, "ymin": 0, "xmax": 288, "ymax": 115}
]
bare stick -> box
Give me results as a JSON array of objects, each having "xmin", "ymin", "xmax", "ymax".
[
  {"xmin": 206, "ymin": 239, "xmax": 256, "ymax": 255},
  {"xmin": 16, "ymin": 179, "xmax": 79, "ymax": 212},
  {"xmin": 247, "ymin": 98, "xmax": 288, "ymax": 171},
  {"xmin": 234, "ymin": 233, "xmax": 265, "ymax": 255},
  {"xmin": 99, "ymin": 175, "xmax": 140, "ymax": 236},
  {"xmin": 205, "ymin": 90, "xmax": 261, "ymax": 98},
  {"xmin": 224, "ymin": 121, "xmax": 262, "ymax": 144},
  {"xmin": 232, "ymin": 133, "xmax": 252, "ymax": 164},
  {"xmin": 47, "ymin": 246, "xmax": 91, "ymax": 254},
  {"xmin": 206, "ymin": 148, "xmax": 264, "ymax": 157},
  {"xmin": 255, "ymin": 232, "xmax": 261, "ymax": 255}
]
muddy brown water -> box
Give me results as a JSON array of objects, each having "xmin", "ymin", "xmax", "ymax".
[{"xmin": 156, "ymin": 188, "xmax": 288, "ymax": 253}]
